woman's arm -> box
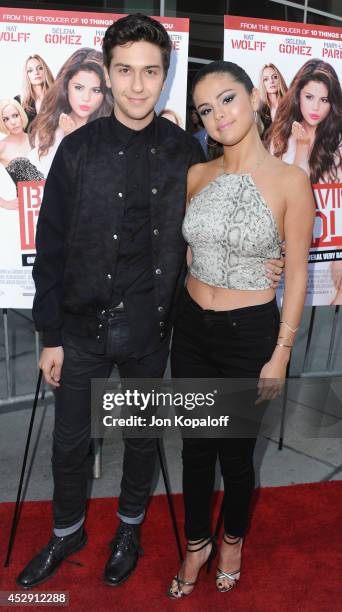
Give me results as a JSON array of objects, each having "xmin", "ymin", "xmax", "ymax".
[
  {"xmin": 0, "ymin": 139, "xmax": 7, "ymax": 166},
  {"xmin": 0, "ymin": 196, "xmax": 18, "ymax": 210},
  {"xmin": 258, "ymin": 166, "xmax": 315, "ymax": 399}
]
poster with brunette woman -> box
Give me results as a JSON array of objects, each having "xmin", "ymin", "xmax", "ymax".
[
  {"xmin": 224, "ymin": 15, "xmax": 342, "ymax": 306},
  {"xmin": 0, "ymin": 7, "xmax": 189, "ymax": 308}
]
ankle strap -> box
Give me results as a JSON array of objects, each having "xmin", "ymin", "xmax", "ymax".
[
  {"xmin": 187, "ymin": 536, "xmax": 213, "ymax": 553},
  {"xmin": 223, "ymin": 533, "xmax": 242, "ymax": 545}
]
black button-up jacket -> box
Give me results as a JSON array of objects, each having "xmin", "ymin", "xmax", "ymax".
[{"xmin": 32, "ymin": 114, "xmax": 205, "ymax": 356}]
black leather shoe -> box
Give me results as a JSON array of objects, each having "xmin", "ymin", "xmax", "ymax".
[
  {"xmin": 16, "ymin": 527, "xmax": 87, "ymax": 589},
  {"xmin": 104, "ymin": 522, "xmax": 143, "ymax": 586}
]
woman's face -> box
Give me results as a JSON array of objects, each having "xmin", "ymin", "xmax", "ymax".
[
  {"xmin": 263, "ymin": 67, "xmax": 279, "ymax": 95},
  {"xmin": 27, "ymin": 58, "xmax": 45, "ymax": 86},
  {"xmin": 67, "ymin": 70, "xmax": 104, "ymax": 120},
  {"xmin": 299, "ymin": 80, "xmax": 331, "ymax": 128},
  {"xmin": 193, "ymin": 72, "xmax": 257, "ymax": 146},
  {"xmin": 2, "ymin": 105, "xmax": 24, "ymax": 135}
]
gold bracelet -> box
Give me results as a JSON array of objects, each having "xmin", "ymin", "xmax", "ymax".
[
  {"xmin": 278, "ymin": 336, "xmax": 292, "ymax": 343},
  {"xmin": 280, "ymin": 320, "xmax": 299, "ymax": 333},
  {"xmin": 276, "ymin": 342, "xmax": 292, "ymax": 349}
]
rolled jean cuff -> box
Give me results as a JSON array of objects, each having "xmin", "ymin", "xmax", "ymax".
[
  {"xmin": 54, "ymin": 515, "xmax": 85, "ymax": 537},
  {"xmin": 117, "ymin": 510, "xmax": 145, "ymax": 525}
]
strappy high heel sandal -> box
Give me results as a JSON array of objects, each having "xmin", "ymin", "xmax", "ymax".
[
  {"xmin": 167, "ymin": 536, "xmax": 217, "ymax": 599},
  {"xmin": 216, "ymin": 533, "xmax": 242, "ymax": 593}
]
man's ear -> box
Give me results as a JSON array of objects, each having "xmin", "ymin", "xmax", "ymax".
[{"xmin": 103, "ymin": 65, "xmax": 111, "ymax": 89}]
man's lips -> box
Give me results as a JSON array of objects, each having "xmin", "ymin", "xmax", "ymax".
[{"xmin": 127, "ymin": 97, "xmax": 147, "ymax": 104}]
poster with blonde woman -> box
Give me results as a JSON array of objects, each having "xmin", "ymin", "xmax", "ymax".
[
  {"xmin": 259, "ymin": 63, "xmax": 288, "ymax": 137},
  {"xmin": 224, "ymin": 15, "xmax": 342, "ymax": 306},
  {"xmin": 0, "ymin": 7, "xmax": 190, "ymax": 308},
  {"xmin": 15, "ymin": 54, "xmax": 55, "ymax": 128}
]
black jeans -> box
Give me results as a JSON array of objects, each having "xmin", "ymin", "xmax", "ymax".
[
  {"xmin": 53, "ymin": 309, "xmax": 168, "ymax": 530},
  {"xmin": 170, "ymin": 288, "xmax": 280, "ymax": 539}
]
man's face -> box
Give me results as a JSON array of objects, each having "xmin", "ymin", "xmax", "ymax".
[{"xmin": 104, "ymin": 40, "xmax": 165, "ymax": 130}]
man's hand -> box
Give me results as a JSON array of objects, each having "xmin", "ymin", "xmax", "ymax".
[
  {"xmin": 39, "ymin": 346, "xmax": 64, "ymax": 387},
  {"xmin": 265, "ymin": 245, "xmax": 285, "ymax": 289}
]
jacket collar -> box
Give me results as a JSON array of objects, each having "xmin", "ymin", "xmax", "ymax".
[{"xmin": 109, "ymin": 110, "xmax": 157, "ymax": 146}]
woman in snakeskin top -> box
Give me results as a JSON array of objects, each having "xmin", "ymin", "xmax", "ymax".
[{"xmin": 168, "ymin": 61, "xmax": 314, "ymax": 599}]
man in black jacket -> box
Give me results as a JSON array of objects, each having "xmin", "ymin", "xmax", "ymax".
[
  {"xmin": 17, "ymin": 14, "xmax": 205, "ymax": 589},
  {"xmin": 17, "ymin": 13, "xmax": 283, "ymax": 590}
]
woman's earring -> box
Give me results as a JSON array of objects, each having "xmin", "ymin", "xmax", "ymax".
[
  {"xmin": 254, "ymin": 110, "xmax": 258, "ymax": 123},
  {"xmin": 207, "ymin": 136, "xmax": 219, "ymax": 148}
]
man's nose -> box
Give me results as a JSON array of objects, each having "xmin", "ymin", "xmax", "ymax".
[{"xmin": 132, "ymin": 72, "xmax": 144, "ymax": 92}]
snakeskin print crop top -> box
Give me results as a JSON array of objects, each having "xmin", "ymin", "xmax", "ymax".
[{"xmin": 182, "ymin": 173, "xmax": 282, "ymax": 290}]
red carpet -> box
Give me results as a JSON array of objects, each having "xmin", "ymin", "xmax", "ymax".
[{"xmin": 1, "ymin": 482, "xmax": 341, "ymax": 612}]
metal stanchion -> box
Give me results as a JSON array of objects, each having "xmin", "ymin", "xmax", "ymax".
[
  {"xmin": 278, "ymin": 361, "xmax": 291, "ymax": 451},
  {"xmin": 326, "ymin": 306, "xmax": 340, "ymax": 371},
  {"xmin": 2, "ymin": 309, "xmax": 12, "ymax": 398},
  {"xmin": 34, "ymin": 331, "xmax": 40, "ymax": 371},
  {"xmin": 4, "ymin": 370, "xmax": 43, "ymax": 567},
  {"xmin": 302, "ymin": 306, "xmax": 316, "ymax": 374},
  {"xmin": 93, "ymin": 439, "xmax": 102, "ymax": 479},
  {"xmin": 157, "ymin": 439, "xmax": 183, "ymax": 562}
]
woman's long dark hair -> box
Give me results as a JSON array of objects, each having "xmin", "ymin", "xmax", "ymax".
[
  {"xmin": 29, "ymin": 48, "xmax": 113, "ymax": 158},
  {"xmin": 267, "ymin": 59, "xmax": 342, "ymax": 183},
  {"xmin": 191, "ymin": 60, "xmax": 255, "ymax": 160}
]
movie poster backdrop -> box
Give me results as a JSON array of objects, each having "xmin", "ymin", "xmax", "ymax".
[
  {"xmin": 224, "ymin": 16, "xmax": 342, "ymax": 305},
  {"xmin": 0, "ymin": 8, "xmax": 189, "ymax": 308}
]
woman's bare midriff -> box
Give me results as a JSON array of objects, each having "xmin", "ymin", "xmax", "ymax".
[{"xmin": 186, "ymin": 274, "xmax": 275, "ymax": 311}]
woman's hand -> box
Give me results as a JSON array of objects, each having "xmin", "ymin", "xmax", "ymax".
[
  {"xmin": 0, "ymin": 197, "xmax": 18, "ymax": 210},
  {"xmin": 291, "ymin": 121, "xmax": 310, "ymax": 144},
  {"xmin": 255, "ymin": 357, "xmax": 287, "ymax": 404},
  {"xmin": 59, "ymin": 113, "xmax": 76, "ymax": 136}
]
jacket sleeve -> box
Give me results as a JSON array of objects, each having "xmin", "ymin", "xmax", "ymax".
[{"xmin": 32, "ymin": 140, "xmax": 74, "ymax": 347}]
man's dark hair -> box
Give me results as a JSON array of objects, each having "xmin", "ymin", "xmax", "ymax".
[{"xmin": 103, "ymin": 13, "xmax": 172, "ymax": 76}]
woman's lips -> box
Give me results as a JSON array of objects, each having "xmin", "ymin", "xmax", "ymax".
[
  {"xmin": 218, "ymin": 121, "xmax": 233, "ymax": 131},
  {"xmin": 309, "ymin": 113, "xmax": 320, "ymax": 120},
  {"xmin": 79, "ymin": 105, "xmax": 91, "ymax": 111}
]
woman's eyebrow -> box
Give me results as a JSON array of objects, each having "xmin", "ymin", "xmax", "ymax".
[{"xmin": 197, "ymin": 89, "xmax": 235, "ymax": 110}]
